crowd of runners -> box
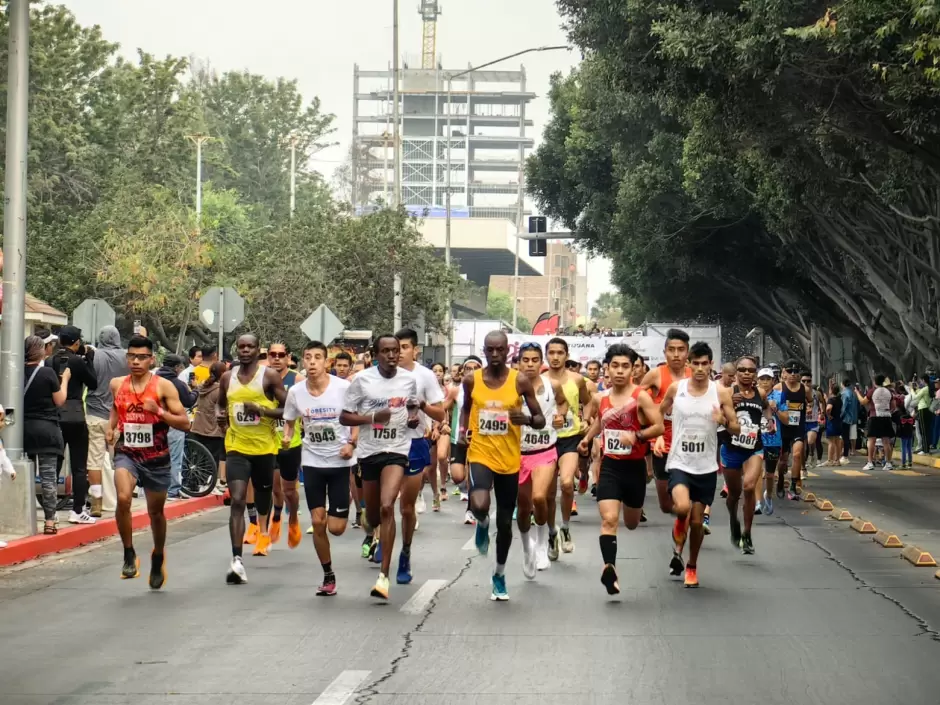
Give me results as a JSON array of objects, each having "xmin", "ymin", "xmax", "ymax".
[{"xmin": 89, "ymin": 325, "xmax": 845, "ymax": 600}]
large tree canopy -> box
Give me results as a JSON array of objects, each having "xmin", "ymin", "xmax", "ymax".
[
  {"xmin": 0, "ymin": 5, "xmax": 459, "ymax": 352},
  {"xmin": 528, "ymin": 0, "xmax": 940, "ymax": 373}
]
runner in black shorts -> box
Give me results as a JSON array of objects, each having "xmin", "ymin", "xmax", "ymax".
[
  {"xmin": 775, "ymin": 359, "xmax": 812, "ymax": 499},
  {"xmin": 268, "ymin": 342, "xmax": 302, "ymax": 547}
]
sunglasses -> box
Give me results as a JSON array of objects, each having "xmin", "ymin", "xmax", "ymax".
[
  {"xmin": 784, "ymin": 368, "xmax": 799, "ymax": 374},
  {"xmin": 737, "ymin": 367, "xmax": 757, "ymax": 373},
  {"xmin": 268, "ymin": 352, "xmax": 287, "ymax": 359},
  {"xmin": 519, "ymin": 342, "xmax": 542, "ymax": 352},
  {"xmin": 126, "ymin": 353, "xmax": 152, "ymax": 362}
]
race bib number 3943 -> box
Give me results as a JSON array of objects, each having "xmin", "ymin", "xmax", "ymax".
[
  {"xmin": 123, "ymin": 422, "xmax": 154, "ymax": 448},
  {"xmin": 478, "ymin": 409, "xmax": 509, "ymax": 436},
  {"xmin": 603, "ymin": 429, "xmax": 632, "ymax": 456},
  {"xmin": 306, "ymin": 424, "xmax": 337, "ymax": 445}
]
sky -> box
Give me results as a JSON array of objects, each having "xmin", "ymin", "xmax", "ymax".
[{"xmin": 60, "ymin": 0, "xmax": 615, "ymax": 311}]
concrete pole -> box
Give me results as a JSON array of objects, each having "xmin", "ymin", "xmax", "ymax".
[
  {"xmin": 444, "ymin": 76, "xmax": 453, "ymax": 367},
  {"xmin": 289, "ymin": 135, "xmax": 297, "ymax": 218},
  {"xmin": 511, "ymin": 83, "xmax": 526, "ymax": 329},
  {"xmin": 392, "ymin": 0, "xmax": 403, "ymax": 332},
  {"xmin": 0, "ymin": 0, "xmax": 34, "ymax": 535}
]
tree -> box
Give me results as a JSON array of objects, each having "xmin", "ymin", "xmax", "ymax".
[
  {"xmin": 486, "ymin": 290, "xmax": 531, "ymax": 333},
  {"xmin": 590, "ymin": 292, "xmax": 628, "ymax": 329}
]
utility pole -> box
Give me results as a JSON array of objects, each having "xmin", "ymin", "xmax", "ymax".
[
  {"xmin": 186, "ymin": 134, "xmax": 211, "ymax": 220},
  {"xmin": 288, "ymin": 133, "xmax": 299, "ymax": 218},
  {"xmin": 392, "ymin": 0, "xmax": 403, "ymax": 332},
  {"xmin": 0, "ymin": 0, "xmax": 33, "ymax": 535}
]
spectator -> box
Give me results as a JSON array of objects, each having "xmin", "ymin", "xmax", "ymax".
[
  {"xmin": 840, "ymin": 378, "xmax": 859, "ymax": 458},
  {"xmin": 156, "ymin": 354, "xmax": 197, "ymax": 499},
  {"xmin": 859, "ymin": 374, "xmax": 896, "ymax": 470},
  {"xmin": 913, "ymin": 375, "xmax": 933, "ymax": 454},
  {"xmin": 825, "ymin": 381, "xmax": 844, "ymax": 466},
  {"xmin": 24, "ymin": 335, "xmax": 68, "ymax": 534},
  {"xmin": 33, "ymin": 328, "xmax": 58, "ymax": 360},
  {"xmin": 177, "ymin": 345, "xmax": 203, "ymax": 385},
  {"xmin": 190, "ymin": 361, "xmax": 228, "ymax": 493},
  {"xmin": 44, "ymin": 325, "xmax": 98, "ymax": 524},
  {"xmin": 898, "ymin": 395, "xmax": 916, "ymax": 469},
  {"xmin": 84, "ymin": 326, "xmax": 128, "ymax": 516},
  {"xmin": 193, "ymin": 345, "xmax": 218, "ymax": 387}
]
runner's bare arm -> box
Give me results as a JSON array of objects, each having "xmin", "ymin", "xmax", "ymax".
[
  {"xmin": 637, "ymin": 389, "xmax": 664, "ymax": 440},
  {"xmin": 216, "ymin": 371, "xmax": 230, "ymax": 433},
  {"xmin": 575, "ymin": 373, "xmax": 592, "ymax": 407},
  {"xmin": 514, "ymin": 374, "xmax": 546, "ymax": 429},
  {"xmin": 640, "ymin": 367, "xmax": 660, "ymax": 394},
  {"xmin": 420, "ymin": 399, "xmax": 446, "ymax": 423},
  {"xmin": 719, "ymin": 387, "xmax": 741, "ymax": 435},
  {"xmin": 339, "ymin": 376, "xmax": 390, "ymax": 426},
  {"xmin": 249, "ymin": 368, "xmax": 286, "ymax": 419},
  {"xmin": 551, "ymin": 380, "xmax": 570, "ymax": 423},
  {"xmin": 156, "ymin": 378, "xmax": 193, "ymax": 431},
  {"xmin": 659, "ymin": 381, "xmax": 678, "ymax": 418},
  {"xmin": 106, "ymin": 377, "xmax": 122, "ymax": 444}
]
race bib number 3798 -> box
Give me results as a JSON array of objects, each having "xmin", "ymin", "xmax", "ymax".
[{"xmin": 123, "ymin": 422, "xmax": 154, "ymax": 448}]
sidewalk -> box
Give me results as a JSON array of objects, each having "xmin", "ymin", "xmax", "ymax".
[{"xmin": 0, "ymin": 493, "xmax": 224, "ymax": 567}]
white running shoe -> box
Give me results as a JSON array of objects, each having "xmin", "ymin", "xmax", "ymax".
[
  {"xmin": 464, "ymin": 510, "xmax": 475, "ymax": 525},
  {"xmin": 226, "ymin": 556, "xmax": 247, "ymax": 584},
  {"xmin": 883, "ymin": 462, "xmax": 894, "ymax": 471},
  {"xmin": 0, "ymin": 540, "xmax": 7, "ymax": 548},
  {"xmin": 839, "ymin": 456, "xmax": 850, "ymax": 466},
  {"xmin": 68, "ymin": 510, "xmax": 96, "ymax": 525},
  {"xmin": 416, "ymin": 492, "xmax": 427, "ymax": 514},
  {"xmin": 862, "ymin": 462, "xmax": 875, "ymax": 471},
  {"xmin": 536, "ymin": 540, "xmax": 550, "ymax": 571},
  {"xmin": 460, "ymin": 492, "xmax": 469, "ymax": 502},
  {"xmin": 522, "ymin": 536, "xmax": 537, "ymax": 580}
]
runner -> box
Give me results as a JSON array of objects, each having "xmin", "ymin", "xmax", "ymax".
[
  {"xmin": 544, "ymin": 338, "xmax": 592, "ymax": 557},
  {"xmin": 268, "ymin": 342, "xmax": 303, "ymax": 548},
  {"xmin": 107, "ymin": 336, "xmax": 192, "ymax": 589},
  {"xmin": 395, "ymin": 329, "xmax": 446, "ymax": 584},
  {"xmin": 757, "ymin": 368, "xmax": 781, "ymax": 515},
  {"xmin": 332, "ymin": 352, "xmax": 353, "ymax": 381},
  {"xmin": 516, "ymin": 342, "xmax": 567, "ymax": 575},
  {"xmin": 460, "ymin": 330, "xmax": 545, "ymax": 601},
  {"xmin": 577, "ymin": 344, "xmax": 664, "ymax": 594},
  {"xmin": 774, "ymin": 359, "xmax": 813, "ymax": 499},
  {"xmin": 660, "ymin": 342, "xmax": 739, "ymax": 587},
  {"xmin": 340, "ymin": 335, "xmax": 421, "ymax": 600},
  {"xmin": 283, "ymin": 340, "xmax": 358, "ymax": 596},
  {"xmin": 719, "ymin": 356, "xmax": 769, "ymax": 554},
  {"xmin": 218, "ymin": 334, "xmax": 287, "ymax": 585},
  {"xmin": 802, "ymin": 371, "xmax": 826, "ymax": 468},
  {"xmin": 431, "ymin": 362, "xmax": 452, "ymax": 505},
  {"xmin": 451, "ymin": 356, "xmax": 482, "ymax": 525}
]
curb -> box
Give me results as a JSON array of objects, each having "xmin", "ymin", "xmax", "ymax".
[
  {"xmin": 912, "ymin": 454, "xmax": 940, "ymax": 470},
  {"xmin": 0, "ymin": 494, "xmax": 223, "ymax": 567}
]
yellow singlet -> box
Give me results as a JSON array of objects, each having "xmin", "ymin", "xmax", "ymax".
[
  {"xmin": 226, "ymin": 366, "xmax": 278, "ymax": 455},
  {"xmin": 467, "ymin": 368, "xmax": 522, "ymax": 474},
  {"xmin": 557, "ymin": 376, "xmax": 582, "ymax": 438},
  {"xmin": 274, "ymin": 371, "xmax": 302, "ymax": 449}
]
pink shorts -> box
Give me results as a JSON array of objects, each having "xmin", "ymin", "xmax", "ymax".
[{"xmin": 519, "ymin": 447, "xmax": 558, "ymax": 485}]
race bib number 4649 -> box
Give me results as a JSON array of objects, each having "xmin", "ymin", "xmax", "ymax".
[
  {"xmin": 478, "ymin": 409, "xmax": 509, "ymax": 436},
  {"xmin": 522, "ymin": 430, "xmax": 551, "ymax": 450}
]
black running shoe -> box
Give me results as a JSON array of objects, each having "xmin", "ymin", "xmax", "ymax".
[
  {"xmin": 121, "ymin": 554, "xmax": 139, "ymax": 580},
  {"xmin": 148, "ymin": 551, "xmax": 166, "ymax": 590},
  {"xmin": 601, "ymin": 564, "xmax": 620, "ymax": 595},
  {"xmin": 669, "ymin": 550, "xmax": 684, "ymax": 577},
  {"xmin": 640, "ymin": 510, "xmax": 648, "ymax": 523},
  {"xmin": 730, "ymin": 515, "xmax": 742, "ymax": 548},
  {"xmin": 741, "ymin": 533, "xmax": 755, "ymax": 555}
]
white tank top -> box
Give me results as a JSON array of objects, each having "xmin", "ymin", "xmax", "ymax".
[
  {"xmin": 666, "ymin": 379, "xmax": 720, "ymax": 475},
  {"xmin": 521, "ymin": 374, "xmax": 558, "ymax": 453}
]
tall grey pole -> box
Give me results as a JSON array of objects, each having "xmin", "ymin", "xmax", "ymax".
[
  {"xmin": 186, "ymin": 134, "xmax": 210, "ymax": 221},
  {"xmin": 444, "ymin": 76, "xmax": 453, "ymax": 367},
  {"xmin": 511, "ymin": 89, "xmax": 526, "ymax": 329},
  {"xmin": 289, "ymin": 134, "xmax": 297, "ymax": 218},
  {"xmin": 1, "ymin": 0, "xmax": 30, "ymax": 460},
  {"xmin": 218, "ymin": 293, "xmax": 225, "ymax": 358},
  {"xmin": 392, "ymin": 0, "xmax": 403, "ymax": 332}
]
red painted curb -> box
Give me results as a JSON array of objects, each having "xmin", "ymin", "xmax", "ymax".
[{"xmin": 0, "ymin": 494, "xmax": 224, "ymax": 567}]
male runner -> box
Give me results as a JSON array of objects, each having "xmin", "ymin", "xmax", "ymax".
[
  {"xmin": 341, "ymin": 335, "xmax": 420, "ymax": 600},
  {"xmin": 451, "ymin": 356, "xmax": 482, "ymax": 524},
  {"xmin": 516, "ymin": 342, "xmax": 567, "ymax": 574},
  {"xmin": 333, "ymin": 351, "xmax": 353, "ymax": 380},
  {"xmin": 660, "ymin": 341, "xmax": 739, "ymax": 587},
  {"xmin": 283, "ymin": 340, "xmax": 357, "ymax": 596},
  {"xmin": 544, "ymin": 338, "xmax": 592, "ymax": 556},
  {"xmin": 460, "ymin": 331, "xmax": 545, "ymax": 601},
  {"xmin": 395, "ymin": 328, "xmax": 446, "ymax": 584},
  {"xmin": 720, "ymin": 356, "xmax": 770, "ymax": 554},
  {"xmin": 775, "ymin": 359, "xmax": 813, "ymax": 499},
  {"xmin": 218, "ymin": 334, "xmax": 287, "ymax": 584},
  {"xmin": 578, "ymin": 344, "xmax": 664, "ymax": 595},
  {"xmin": 757, "ymin": 368, "xmax": 781, "ymax": 515},
  {"xmin": 107, "ymin": 336, "xmax": 191, "ymax": 588},
  {"xmin": 268, "ymin": 342, "xmax": 303, "ymax": 548}
]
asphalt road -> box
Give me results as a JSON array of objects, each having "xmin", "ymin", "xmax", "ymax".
[{"xmin": 2, "ymin": 475, "xmax": 940, "ymax": 705}]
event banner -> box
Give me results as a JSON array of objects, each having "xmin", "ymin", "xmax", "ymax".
[{"xmin": 502, "ymin": 334, "xmax": 668, "ymax": 367}]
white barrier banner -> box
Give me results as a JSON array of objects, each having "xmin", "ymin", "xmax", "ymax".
[{"xmin": 500, "ymin": 335, "xmax": 668, "ymax": 367}]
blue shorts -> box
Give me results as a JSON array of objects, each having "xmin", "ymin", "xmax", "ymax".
[
  {"xmin": 805, "ymin": 422, "xmax": 819, "ymax": 434},
  {"xmin": 407, "ymin": 438, "xmax": 432, "ymax": 476},
  {"xmin": 720, "ymin": 444, "xmax": 764, "ymax": 470},
  {"xmin": 825, "ymin": 420, "xmax": 842, "ymax": 437}
]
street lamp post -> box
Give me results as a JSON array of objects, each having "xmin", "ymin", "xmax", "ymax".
[
  {"xmin": 443, "ymin": 45, "xmax": 568, "ymax": 362},
  {"xmin": 186, "ymin": 134, "xmax": 211, "ymax": 221},
  {"xmin": 392, "ymin": 0, "xmax": 403, "ymax": 332}
]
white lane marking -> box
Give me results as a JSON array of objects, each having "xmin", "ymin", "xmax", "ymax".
[
  {"xmin": 400, "ymin": 579, "xmax": 448, "ymax": 614},
  {"xmin": 462, "ymin": 535, "xmax": 476, "ymax": 550},
  {"xmin": 312, "ymin": 670, "xmax": 371, "ymax": 705}
]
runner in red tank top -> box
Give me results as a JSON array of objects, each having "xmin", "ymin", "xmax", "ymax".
[
  {"xmin": 579, "ymin": 344, "xmax": 663, "ymax": 596},
  {"xmin": 107, "ymin": 336, "xmax": 191, "ymax": 589}
]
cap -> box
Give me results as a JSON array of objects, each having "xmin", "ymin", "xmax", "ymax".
[
  {"xmin": 758, "ymin": 367, "xmax": 774, "ymax": 378},
  {"xmin": 35, "ymin": 328, "xmax": 58, "ymax": 345},
  {"xmin": 57, "ymin": 325, "xmax": 82, "ymax": 346}
]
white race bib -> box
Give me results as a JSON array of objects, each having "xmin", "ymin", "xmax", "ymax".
[
  {"xmin": 478, "ymin": 409, "xmax": 509, "ymax": 436},
  {"xmin": 603, "ymin": 429, "xmax": 632, "ymax": 456},
  {"xmin": 561, "ymin": 412, "xmax": 576, "ymax": 432},
  {"xmin": 233, "ymin": 402, "xmax": 260, "ymax": 426},
  {"xmin": 732, "ymin": 422, "xmax": 759, "ymax": 450},
  {"xmin": 787, "ymin": 410, "xmax": 801, "ymax": 426},
  {"xmin": 679, "ymin": 432, "xmax": 706, "ymax": 455},
  {"xmin": 123, "ymin": 422, "xmax": 154, "ymax": 449},
  {"xmin": 521, "ymin": 429, "xmax": 551, "ymax": 452},
  {"xmin": 305, "ymin": 423, "xmax": 338, "ymax": 445},
  {"xmin": 371, "ymin": 425, "xmax": 398, "ymax": 442}
]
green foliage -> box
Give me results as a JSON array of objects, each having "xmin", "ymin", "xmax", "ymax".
[{"xmin": 486, "ymin": 289, "xmax": 531, "ymax": 333}]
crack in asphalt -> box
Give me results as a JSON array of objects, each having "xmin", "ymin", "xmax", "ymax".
[
  {"xmin": 353, "ymin": 553, "xmax": 477, "ymax": 704},
  {"xmin": 779, "ymin": 514, "xmax": 940, "ymax": 642}
]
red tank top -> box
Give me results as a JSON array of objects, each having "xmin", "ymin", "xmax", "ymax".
[
  {"xmin": 652, "ymin": 365, "xmax": 692, "ymax": 452},
  {"xmin": 114, "ymin": 374, "xmax": 170, "ymax": 466},
  {"xmin": 599, "ymin": 387, "xmax": 648, "ymax": 460}
]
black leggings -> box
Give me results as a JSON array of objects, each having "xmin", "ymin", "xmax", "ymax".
[
  {"xmin": 468, "ymin": 463, "xmax": 519, "ymax": 567},
  {"xmin": 226, "ymin": 452, "xmax": 275, "ymax": 514},
  {"xmin": 57, "ymin": 421, "xmax": 89, "ymax": 513},
  {"xmin": 919, "ymin": 409, "xmax": 933, "ymax": 451}
]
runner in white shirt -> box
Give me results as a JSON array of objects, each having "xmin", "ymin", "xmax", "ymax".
[
  {"xmin": 394, "ymin": 328, "xmax": 446, "ymax": 586},
  {"xmin": 660, "ymin": 341, "xmax": 738, "ymax": 588},
  {"xmin": 283, "ymin": 340, "xmax": 358, "ymax": 597},
  {"xmin": 340, "ymin": 335, "xmax": 421, "ymax": 601}
]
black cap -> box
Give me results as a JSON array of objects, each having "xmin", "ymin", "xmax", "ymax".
[
  {"xmin": 57, "ymin": 325, "xmax": 82, "ymax": 345},
  {"xmin": 163, "ymin": 354, "xmax": 185, "ymax": 368}
]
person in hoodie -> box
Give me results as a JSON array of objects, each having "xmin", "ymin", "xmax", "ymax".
[
  {"xmin": 85, "ymin": 326, "xmax": 128, "ymax": 517},
  {"xmin": 191, "ymin": 361, "xmax": 228, "ymax": 492},
  {"xmin": 157, "ymin": 354, "xmax": 197, "ymax": 499}
]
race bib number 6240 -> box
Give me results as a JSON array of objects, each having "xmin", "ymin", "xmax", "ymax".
[{"xmin": 603, "ymin": 429, "xmax": 632, "ymax": 456}]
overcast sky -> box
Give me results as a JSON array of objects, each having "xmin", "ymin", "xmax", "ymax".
[{"xmin": 61, "ymin": 0, "xmax": 615, "ymax": 310}]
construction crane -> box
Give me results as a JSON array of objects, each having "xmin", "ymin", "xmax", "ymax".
[{"xmin": 419, "ymin": 0, "xmax": 441, "ymax": 69}]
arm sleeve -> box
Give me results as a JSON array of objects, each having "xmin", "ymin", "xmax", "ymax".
[
  {"xmin": 173, "ymin": 379, "xmax": 197, "ymax": 408},
  {"xmin": 71, "ymin": 356, "xmax": 98, "ymax": 390}
]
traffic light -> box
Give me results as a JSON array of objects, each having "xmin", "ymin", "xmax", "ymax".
[{"xmin": 528, "ymin": 216, "xmax": 547, "ymax": 257}]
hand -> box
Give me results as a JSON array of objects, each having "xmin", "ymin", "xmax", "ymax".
[
  {"xmin": 242, "ymin": 402, "xmax": 262, "ymax": 416},
  {"xmin": 407, "ymin": 414, "xmax": 420, "ymax": 429},
  {"xmin": 457, "ymin": 429, "xmax": 469, "ymax": 446},
  {"xmin": 552, "ymin": 413, "xmax": 565, "ymax": 429},
  {"xmin": 105, "ymin": 427, "xmax": 116, "ymax": 446},
  {"xmin": 619, "ymin": 430, "xmax": 637, "ymax": 448},
  {"xmin": 430, "ymin": 427, "xmax": 440, "ymax": 442},
  {"xmin": 712, "ymin": 405, "xmax": 725, "ymax": 425},
  {"xmin": 577, "ymin": 437, "xmax": 590, "ymax": 455},
  {"xmin": 732, "ymin": 391, "xmax": 743, "ymax": 406},
  {"xmin": 508, "ymin": 408, "xmax": 529, "ymax": 425},
  {"xmin": 61, "ymin": 367, "xmax": 72, "ymax": 383},
  {"xmin": 372, "ymin": 408, "xmax": 392, "ymax": 425},
  {"xmin": 768, "ymin": 399, "xmax": 778, "ymax": 412},
  {"xmin": 652, "ymin": 434, "xmax": 666, "ymax": 458},
  {"xmin": 339, "ymin": 443, "xmax": 355, "ymax": 460},
  {"xmin": 143, "ymin": 399, "xmax": 160, "ymax": 415},
  {"xmin": 281, "ymin": 435, "xmax": 291, "ymax": 450}
]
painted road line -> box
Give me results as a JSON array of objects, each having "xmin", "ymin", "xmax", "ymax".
[
  {"xmin": 400, "ymin": 579, "xmax": 449, "ymax": 615},
  {"xmin": 805, "ymin": 471, "xmax": 820, "ymax": 478},
  {"xmin": 889, "ymin": 469, "xmax": 926, "ymax": 477},
  {"xmin": 311, "ymin": 670, "xmax": 371, "ymax": 705},
  {"xmin": 833, "ymin": 469, "xmax": 871, "ymax": 477},
  {"xmin": 462, "ymin": 535, "xmax": 477, "ymax": 551}
]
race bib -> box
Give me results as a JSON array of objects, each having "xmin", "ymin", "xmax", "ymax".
[
  {"xmin": 123, "ymin": 422, "xmax": 154, "ymax": 449},
  {"xmin": 561, "ymin": 412, "xmax": 576, "ymax": 431},
  {"xmin": 603, "ymin": 429, "xmax": 632, "ymax": 456},
  {"xmin": 787, "ymin": 410, "xmax": 801, "ymax": 426},
  {"xmin": 275, "ymin": 418, "xmax": 286, "ymax": 431},
  {"xmin": 679, "ymin": 432, "xmax": 706, "ymax": 455},
  {"xmin": 732, "ymin": 422, "xmax": 759, "ymax": 450},
  {"xmin": 371, "ymin": 426, "xmax": 398, "ymax": 441},
  {"xmin": 478, "ymin": 409, "xmax": 509, "ymax": 436},
  {"xmin": 233, "ymin": 403, "xmax": 260, "ymax": 426},
  {"xmin": 305, "ymin": 423, "xmax": 337, "ymax": 445},
  {"xmin": 522, "ymin": 430, "xmax": 551, "ymax": 451},
  {"xmin": 760, "ymin": 416, "xmax": 771, "ymax": 434}
]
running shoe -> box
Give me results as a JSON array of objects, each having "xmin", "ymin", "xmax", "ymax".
[
  {"xmin": 243, "ymin": 522, "xmax": 260, "ymax": 545},
  {"xmin": 590, "ymin": 483, "xmax": 597, "ymax": 497},
  {"xmin": 536, "ymin": 540, "xmax": 550, "ymax": 571},
  {"xmin": 571, "ymin": 500, "xmax": 579, "ymax": 517},
  {"xmin": 475, "ymin": 520, "xmax": 490, "ymax": 556},
  {"xmin": 762, "ymin": 490, "xmax": 774, "ymax": 516},
  {"xmin": 560, "ymin": 526, "xmax": 575, "ymax": 553},
  {"xmin": 287, "ymin": 520, "xmax": 302, "ymax": 549},
  {"xmin": 121, "ymin": 554, "xmax": 140, "ymax": 580},
  {"xmin": 307, "ymin": 525, "xmax": 314, "ymax": 534},
  {"xmin": 729, "ymin": 515, "xmax": 742, "ymax": 549},
  {"xmin": 68, "ymin": 510, "xmax": 96, "ymax": 525},
  {"xmin": 720, "ymin": 483, "xmax": 729, "ymax": 499},
  {"xmin": 351, "ymin": 513, "xmax": 361, "ymax": 529},
  {"xmin": 578, "ymin": 472, "xmax": 589, "ymax": 495},
  {"xmin": 361, "ymin": 535, "xmax": 372, "ymax": 558},
  {"xmin": 490, "ymin": 573, "xmax": 509, "ymax": 601},
  {"xmin": 148, "ymin": 551, "xmax": 166, "ymax": 590},
  {"xmin": 373, "ymin": 540, "xmax": 383, "ymax": 565},
  {"xmin": 416, "ymin": 492, "xmax": 427, "ymax": 514},
  {"xmin": 640, "ymin": 510, "xmax": 648, "ymax": 523},
  {"xmin": 754, "ymin": 501, "xmax": 762, "ymax": 516},
  {"xmin": 702, "ymin": 513, "xmax": 711, "ymax": 535},
  {"xmin": 432, "ymin": 496, "xmax": 441, "ymax": 512},
  {"xmin": 464, "ymin": 510, "xmax": 475, "ymax": 525},
  {"xmin": 316, "ymin": 579, "xmax": 337, "ymax": 597},
  {"xmin": 684, "ymin": 565, "xmax": 699, "ymax": 588},
  {"xmin": 452, "ymin": 487, "xmax": 461, "ymax": 496},
  {"xmin": 862, "ymin": 462, "xmax": 875, "ymax": 471},
  {"xmin": 460, "ymin": 492, "xmax": 469, "ymax": 502},
  {"xmin": 838, "ymin": 456, "xmax": 850, "ymax": 466},
  {"xmin": 253, "ymin": 533, "xmax": 271, "ymax": 556},
  {"xmin": 672, "ymin": 516, "xmax": 688, "ymax": 548},
  {"xmin": 226, "ymin": 556, "xmax": 247, "ymax": 585},
  {"xmin": 669, "ymin": 549, "xmax": 684, "ymax": 577},
  {"xmin": 371, "ymin": 573, "xmax": 390, "ymax": 600},
  {"xmin": 883, "ymin": 462, "xmax": 894, "ymax": 471},
  {"xmin": 548, "ymin": 531, "xmax": 560, "ymax": 561},
  {"xmin": 601, "ymin": 563, "xmax": 620, "ymax": 595},
  {"xmin": 522, "ymin": 538, "xmax": 536, "ymax": 580},
  {"xmin": 396, "ymin": 552, "xmax": 413, "ymax": 585},
  {"xmin": 440, "ymin": 487, "xmax": 448, "ymax": 502},
  {"xmin": 269, "ymin": 517, "xmax": 283, "ymax": 544},
  {"xmin": 741, "ymin": 533, "xmax": 755, "ymax": 555}
]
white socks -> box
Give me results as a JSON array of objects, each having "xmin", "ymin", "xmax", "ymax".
[{"xmin": 88, "ymin": 484, "xmax": 102, "ymax": 499}]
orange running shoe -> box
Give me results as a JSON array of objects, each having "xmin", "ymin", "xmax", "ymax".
[
  {"xmin": 269, "ymin": 517, "xmax": 283, "ymax": 544},
  {"xmin": 243, "ymin": 522, "xmax": 260, "ymax": 545},
  {"xmin": 287, "ymin": 519, "xmax": 302, "ymax": 549},
  {"xmin": 253, "ymin": 533, "xmax": 271, "ymax": 556},
  {"xmin": 571, "ymin": 499, "xmax": 579, "ymax": 517},
  {"xmin": 684, "ymin": 565, "xmax": 699, "ymax": 588}
]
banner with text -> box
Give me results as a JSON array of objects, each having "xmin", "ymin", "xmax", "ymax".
[{"xmin": 502, "ymin": 334, "xmax": 668, "ymax": 367}]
